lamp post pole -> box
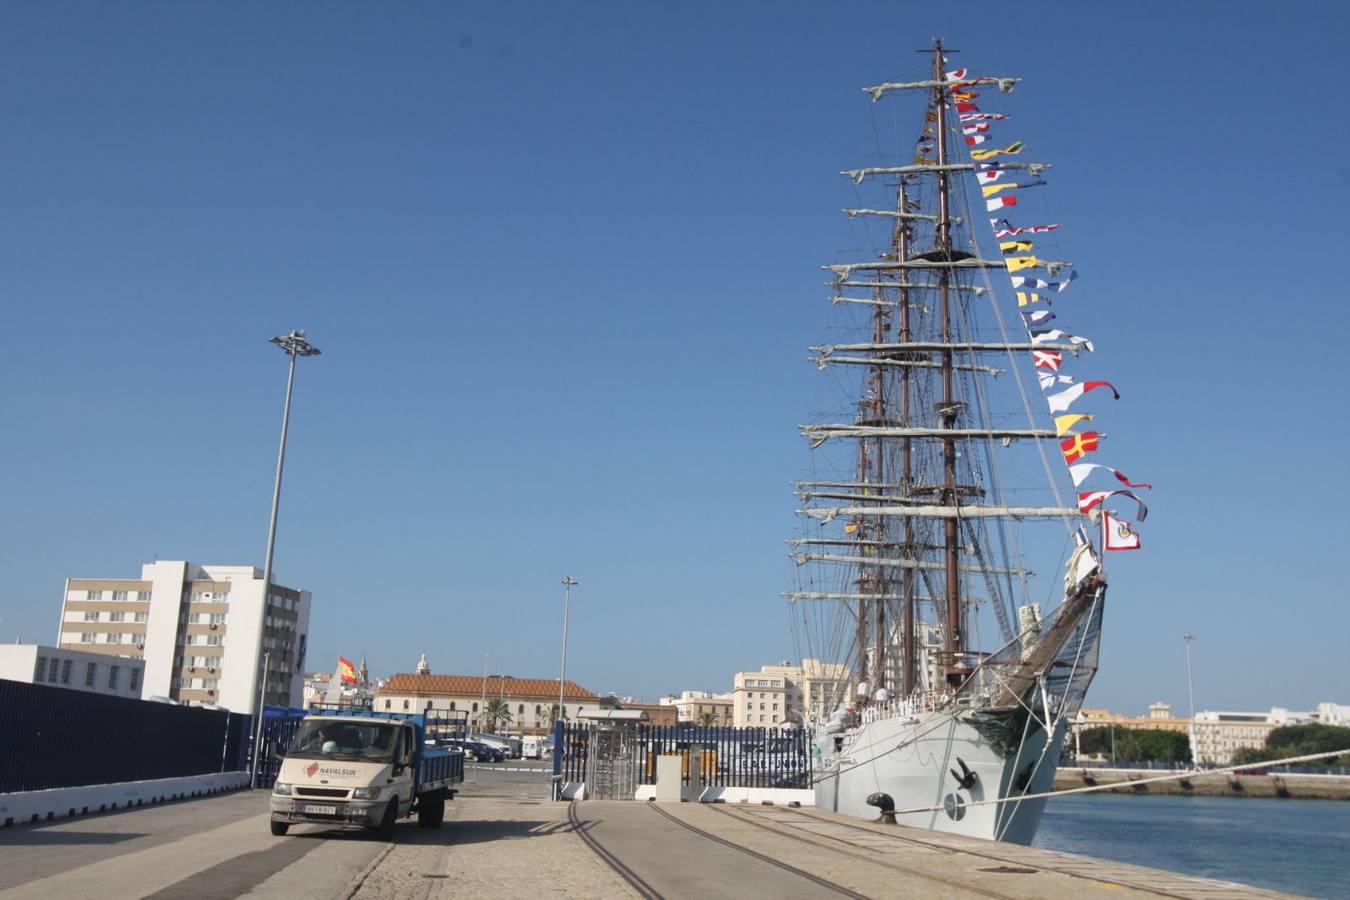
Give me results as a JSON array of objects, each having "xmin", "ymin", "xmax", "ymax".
[
  {"xmin": 1182, "ymin": 633, "xmax": 1198, "ymax": 766},
  {"xmin": 559, "ymin": 577, "xmax": 577, "ymax": 724},
  {"xmin": 250, "ymin": 330, "xmax": 320, "ymax": 789}
]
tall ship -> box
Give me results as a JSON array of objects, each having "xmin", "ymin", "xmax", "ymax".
[{"xmin": 790, "ymin": 41, "xmax": 1150, "ymax": 845}]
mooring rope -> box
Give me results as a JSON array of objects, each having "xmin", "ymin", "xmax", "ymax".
[{"xmin": 884, "ymin": 747, "xmax": 1350, "ymax": 817}]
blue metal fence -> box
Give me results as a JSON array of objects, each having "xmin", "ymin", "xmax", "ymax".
[
  {"xmin": 0, "ymin": 679, "xmax": 251, "ymax": 793},
  {"xmin": 250, "ymin": 706, "xmax": 309, "ymax": 789},
  {"xmin": 551, "ymin": 721, "xmax": 810, "ymax": 790}
]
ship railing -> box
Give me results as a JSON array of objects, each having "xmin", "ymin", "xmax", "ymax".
[{"xmin": 861, "ymin": 689, "xmax": 956, "ymax": 723}]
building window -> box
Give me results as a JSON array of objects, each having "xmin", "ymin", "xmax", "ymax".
[
  {"xmin": 403, "ymin": 700, "xmax": 409, "ymax": 710},
  {"xmin": 34, "ymin": 657, "xmax": 47, "ymax": 681},
  {"xmin": 384, "ymin": 699, "xmax": 391, "ymax": 709},
  {"xmin": 80, "ymin": 633, "xmax": 95, "ymax": 644},
  {"xmin": 108, "ymin": 666, "xmax": 120, "ymax": 690},
  {"xmin": 49, "ymin": 660, "xmax": 60, "ymax": 683},
  {"xmin": 138, "ymin": 591, "xmax": 152, "ymax": 602},
  {"xmin": 210, "ymin": 613, "xmax": 225, "ymax": 624},
  {"xmin": 130, "ymin": 668, "xmax": 141, "ymax": 692},
  {"xmin": 519, "ymin": 704, "xmax": 525, "ymax": 715},
  {"xmin": 450, "ymin": 702, "xmax": 456, "ymax": 711},
  {"xmin": 112, "ymin": 590, "xmax": 128, "ymax": 601},
  {"xmin": 60, "ymin": 659, "xmax": 72, "ymax": 684},
  {"xmin": 87, "ymin": 590, "xmax": 103, "ymax": 601},
  {"xmin": 84, "ymin": 611, "xmax": 99, "ymax": 622},
  {"xmin": 203, "ymin": 678, "xmax": 218, "ymax": 690},
  {"xmin": 85, "ymin": 663, "xmax": 97, "ymax": 687},
  {"xmin": 110, "ymin": 611, "xmax": 125, "ymax": 623},
  {"xmin": 135, "ymin": 612, "xmax": 149, "ymax": 622},
  {"xmin": 472, "ymin": 703, "xmax": 478, "ymax": 713}
]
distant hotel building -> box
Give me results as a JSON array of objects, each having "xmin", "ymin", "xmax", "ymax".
[
  {"xmin": 54, "ymin": 560, "xmax": 311, "ymax": 712},
  {"xmin": 0, "ymin": 643, "xmax": 145, "ymax": 700},
  {"xmin": 375, "ymin": 656, "xmax": 604, "ymax": 734}
]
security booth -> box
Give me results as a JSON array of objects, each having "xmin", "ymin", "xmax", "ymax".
[{"xmin": 578, "ymin": 709, "xmax": 647, "ymax": 800}]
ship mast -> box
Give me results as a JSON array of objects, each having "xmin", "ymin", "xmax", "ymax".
[
  {"xmin": 932, "ymin": 41, "xmax": 966, "ymax": 687},
  {"xmin": 896, "ymin": 181, "xmax": 916, "ymax": 696}
]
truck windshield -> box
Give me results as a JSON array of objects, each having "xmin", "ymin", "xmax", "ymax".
[{"xmin": 287, "ymin": 720, "xmax": 401, "ymax": 763}]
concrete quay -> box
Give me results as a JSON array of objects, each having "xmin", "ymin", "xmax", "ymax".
[
  {"xmin": 0, "ymin": 765, "xmax": 1293, "ymax": 899},
  {"xmin": 1055, "ymin": 765, "xmax": 1350, "ymax": 800}
]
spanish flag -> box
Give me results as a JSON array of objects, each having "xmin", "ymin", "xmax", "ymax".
[
  {"xmin": 1060, "ymin": 432, "xmax": 1101, "ymax": 464},
  {"xmin": 338, "ymin": 656, "xmax": 358, "ymax": 685}
]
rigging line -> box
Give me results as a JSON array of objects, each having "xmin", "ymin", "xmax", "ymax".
[
  {"xmin": 885, "ymin": 747, "xmax": 1350, "ymax": 817},
  {"xmin": 943, "ymin": 201, "xmax": 1026, "ymax": 633},
  {"xmin": 947, "ymin": 112, "xmax": 1075, "ymax": 543}
]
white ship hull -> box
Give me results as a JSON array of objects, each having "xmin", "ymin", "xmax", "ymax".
[{"xmin": 814, "ymin": 708, "xmax": 1068, "ymax": 845}]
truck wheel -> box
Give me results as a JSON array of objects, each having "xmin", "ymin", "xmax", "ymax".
[
  {"xmin": 375, "ymin": 799, "xmax": 398, "ymax": 841},
  {"xmin": 417, "ymin": 791, "xmax": 446, "ymax": 829},
  {"xmin": 270, "ymin": 820, "xmax": 290, "ymax": 836}
]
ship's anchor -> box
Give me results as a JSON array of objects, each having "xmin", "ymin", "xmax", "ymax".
[{"xmin": 950, "ymin": 757, "xmax": 978, "ymax": 790}]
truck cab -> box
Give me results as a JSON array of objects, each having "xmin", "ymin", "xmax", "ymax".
[{"xmin": 269, "ymin": 710, "xmax": 465, "ymax": 839}]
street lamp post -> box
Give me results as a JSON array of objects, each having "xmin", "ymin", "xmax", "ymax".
[
  {"xmin": 250, "ymin": 330, "xmax": 321, "ymax": 789},
  {"xmin": 558, "ymin": 577, "xmax": 578, "ymax": 724},
  {"xmin": 1182, "ymin": 633, "xmax": 1198, "ymax": 767}
]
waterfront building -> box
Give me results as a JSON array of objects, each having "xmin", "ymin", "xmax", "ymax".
[
  {"xmin": 1192, "ymin": 711, "xmax": 1279, "ymax": 766},
  {"xmin": 660, "ymin": 690, "xmax": 734, "ymax": 726},
  {"xmin": 0, "ymin": 642, "xmax": 145, "ymax": 699},
  {"xmin": 375, "ymin": 659, "xmax": 603, "ymax": 734},
  {"xmin": 54, "ymin": 560, "xmax": 311, "ymax": 712}
]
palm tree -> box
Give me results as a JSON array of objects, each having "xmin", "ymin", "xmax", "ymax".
[
  {"xmin": 698, "ymin": 712, "xmax": 717, "ymax": 727},
  {"xmin": 546, "ymin": 703, "xmax": 562, "ymax": 729},
  {"xmin": 484, "ymin": 698, "xmax": 513, "ymax": 733}
]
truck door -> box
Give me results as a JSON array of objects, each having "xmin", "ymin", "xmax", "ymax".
[{"xmin": 393, "ymin": 725, "xmax": 416, "ymax": 813}]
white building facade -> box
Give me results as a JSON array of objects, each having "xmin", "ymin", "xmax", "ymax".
[
  {"xmin": 0, "ymin": 643, "xmax": 145, "ymax": 699},
  {"xmin": 55, "ymin": 560, "xmax": 311, "ymax": 712}
]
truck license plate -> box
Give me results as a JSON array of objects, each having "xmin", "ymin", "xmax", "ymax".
[{"xmin": 302, "ymin": 804, "xmax": 337, "ymax": 815}]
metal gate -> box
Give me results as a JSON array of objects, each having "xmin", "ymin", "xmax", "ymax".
[{"xmin": 584, "ymin": 723, "xmax": 640, "ymax": 800}]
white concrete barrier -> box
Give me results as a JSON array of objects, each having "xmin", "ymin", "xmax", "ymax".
[
  {"xmin": 0, "ymin": 771, "xmax": 250, "ymax": 827},
  {"xmin": 633, "ymin": 784, "xmax": 814, "ymax": 806}
]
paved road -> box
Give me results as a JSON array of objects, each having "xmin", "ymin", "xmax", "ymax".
[
  {"xmin": 0, "ymin": 763, "xmax": 590, "ymax": 900},
  {"xmin": 0, "ymin": 762, "xmax": 1280, "ymax": 899}
]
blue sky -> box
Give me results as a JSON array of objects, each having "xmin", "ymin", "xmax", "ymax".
[{"xmin": 2, "ymin": 2, "xmax": 1347, "ymax": 715}]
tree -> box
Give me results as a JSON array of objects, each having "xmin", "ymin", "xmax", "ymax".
[
  {"xmin": 698, "ymin": 712, "xmax": 717, "ymax": 726},
  {"xmin": 483, "ymin": 698, "xmax": 513, "ymax": 733},
  {"xmin": 1075, "ymin": 726, "xmax": 1191, "ymax": 764},
  {"xmin": 1234, "ymin": 724, "xmax": 1350, "ymax": 767}
]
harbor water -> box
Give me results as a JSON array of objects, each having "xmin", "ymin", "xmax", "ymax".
[{"xmin": 1033, "ymin": 794, "xmax": 1350, "ymax": 897}]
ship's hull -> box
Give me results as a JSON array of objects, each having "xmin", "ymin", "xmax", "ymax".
[{"xmin": 815, "ymin": 708, "xmax": 1068, "ymax": 844}]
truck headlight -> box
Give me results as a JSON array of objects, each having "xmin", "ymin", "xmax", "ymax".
[
  {"xmin": 273, "ymin": 782, "xmax": 293, "ymax": 796},
  {"xmin": 352, "ymin": 787, "xmax": 382, "ymax": 800}
]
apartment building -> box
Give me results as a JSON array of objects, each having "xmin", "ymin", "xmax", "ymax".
[
  {"xmin": 0, "ymin": 643, "xmax": 145, "ymax": 699},
  {"xmin": 733, "ymin": 665, "xmax": 791, "ymax": 727},
  {"xmin": 55, "ymin": 560, "xmax": 311, "ymax": 712}
]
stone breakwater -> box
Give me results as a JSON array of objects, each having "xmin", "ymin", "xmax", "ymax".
[{"xmin": 1054, "ymin": 767, "xmax": 1350, "ymax": 800}]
